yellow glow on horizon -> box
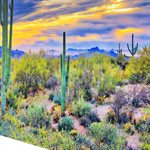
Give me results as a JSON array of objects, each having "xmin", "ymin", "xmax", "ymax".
[
  {"xmin": 0, "ymin": 0, "xmax": 145, "ymax": 49},
  {"xmin": 115, "ymin": 28, "xmax": 143, "ymax": 40}
]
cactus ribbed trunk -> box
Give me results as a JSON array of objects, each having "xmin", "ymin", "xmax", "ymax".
[
  {"xmin": 60, "ymin": 32, "xmax": 70, "ymax": 113},
  {"xmin": 117, "ymin": 43, "xmax": 122, "ymax": 55},
  {"xmin": 1, "ymin": 0, "xmax": 14, "ymax": 115},
  {"xmin": 6, "ymin": 0, "xmax": 14, "ymax": 90}
]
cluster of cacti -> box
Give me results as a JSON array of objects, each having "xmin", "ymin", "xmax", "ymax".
[
  {"xmin": 0, "ymin": 0, "xmax": 14, "ymax": 115},
  {"xmin": 60, "ymin": 32, "xmax": 70, "ymax": 113},
  {"xmin": 125, "ymin": 33, "xmax": 138, "ymax": 58},
  {"xmin": 117, "ymin": 43, "xmax": 122, "ymax": 55}
]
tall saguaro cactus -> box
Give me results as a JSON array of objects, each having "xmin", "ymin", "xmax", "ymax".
[
  {"xmin": 60, "ymin": 32, "xmax": 70, "ymax": 113},
  {"xmin": 0, "ymin": 0, "xmax": 14, "ymax": 115},
  {"xmin": 125, "ymin": 34, "xmax": 138, "ymax": 58}
]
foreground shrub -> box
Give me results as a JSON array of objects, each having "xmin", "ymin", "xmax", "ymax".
[
  {"xmin": 52, "ymin": 93, "xmax": 61, "ymax": 105},
  {"xmin": 80, "ymin": 111, "xmax": 100, "ymax": 127},
  {"xmin": 12, "ymin": 53, "xmax": 52, "ymax": 97},
  {"xmin": 129, "ymin": 73, "xmax": 144, "ymax": 84},
  {"xmin": 71, "ymin": 96, "xmax": 91, "ymax": 118},
  {"xmin": 88, "ymin": 122, "xmax": 125, "ymax": 149},
  {"xmin": 6, "ymin": 86, "xmax": 23, "ymax": 110},
  {"xmin": 123, "ymin": 123, "xmax": 134, "ymax": 133},
  {"xmin": 20, "ymin": 104, "xmax": 50, "ymax": 128},
  {"xmin": 140, "ymin": 133, "xmax": 150, "ymax": 150},
  {"xmin": 126, "ymin": 47, "xmax": 150, "ymax": 84},
  {"xmin": 80, "ymin": 116, "xmax": 92, "ymax": 127},
  {"xmin": 58, "ymin": 116, "xmax": 74, "ymax": 131},
  {"xmin": 75, "ymin": 134, "xmax": 98, "ymax": 150}
]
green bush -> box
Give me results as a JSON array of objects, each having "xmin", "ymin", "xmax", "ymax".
[
  {"xmin": 86, "ymin": 111, "xmax": 100, "ymax": 123},
  {"xmin": 20, "ymin": 104, "xmax": 50, "ymax": 128},
  {"xmin": 145, "ymin": 74, "xmax": 150, "ymax": 85},
  {"xmin": 88, "ymin": 122, "xmax": 125, "ymax": 149},
  {"xmin": 52, "ymin": 93, "xmax": 61, "ymax": 105},
  {"xmin": 80, "ymin": 111, "xmax": 100, "ymax": 127},
  {"xmin": 6, "ymin": 86, "xmax": 23, "ymax": 110},
  {"xmin": 58, "ymin": 116, "xmax": 74, "ymax": 131},
  {"xmin": 80, "ymin": 116, "xmax": 92, "ymax": 127},
  {"xmin": 129, "ymin": 73, "xmax": 144, "ymax": 84},
  {"xmin": 141, "ymin": 144, "xmax": 150, "ymax": 150},
  {"xmin": 126, "ymin": 47, "xmax": 150, "ymax": 83},
  {"xmin": 71, "ymin": 96, "xmax": 91, "ymax": 118},
  {"xmin": 12, "ymin": 53, "xmax": 52, "ymax": 97},
  {"xmin": 140, "ymin": 133, "xmax": 150, "ymax": 150}
]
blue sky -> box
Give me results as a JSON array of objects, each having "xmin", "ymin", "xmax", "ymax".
[{"xmin": 1, "ymin": 0, "xmax": 150, "ymax": 51}]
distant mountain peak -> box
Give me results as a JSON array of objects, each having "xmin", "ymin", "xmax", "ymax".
[{"xmin": 0, "ymin": 46, "xmax": 25, "ymax": 58}]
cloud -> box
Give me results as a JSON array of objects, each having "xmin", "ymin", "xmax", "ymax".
[
  {"xmin": 114, "ymin": 28, "xmax": 144, "ymax": 40},
  {"xmin": 0, "ymin": 0, "xmax": 149, "ymax": 51}
]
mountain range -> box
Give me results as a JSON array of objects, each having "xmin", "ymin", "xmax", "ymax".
[
  {"xmin": 0, "ymin": 46, "xmax": 25, "ymax": 58},
  {"xmin": 68, "ymin": 47, "xmax": 118, "ymax": 59},
  {"xmin": 0, "ymin": 46, "xmax": 118, "ymax": 59}
]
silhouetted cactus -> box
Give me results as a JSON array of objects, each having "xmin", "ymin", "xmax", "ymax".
[
  {"xmin": 0, "ymin": 0, "xmax": 14, "ymax": 115},
  {"xmin": 117, "ymin": 43, "xmax": 122, "ymax": 55},
  {"xmin": 125, "ymin": 34, "xmax": 138, "ymax": 58},
  {"xmin": 60, "ymin": 32, "xmax": 70, "ymax": 113}
]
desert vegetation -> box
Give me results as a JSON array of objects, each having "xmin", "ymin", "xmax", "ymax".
[
  {"xmin": 0, "ymin": 0, "xmax": 150, "ymax": 150},
  {"xmin": 0, "ymin": 44, "xmax": 149, "ymax": 149}
]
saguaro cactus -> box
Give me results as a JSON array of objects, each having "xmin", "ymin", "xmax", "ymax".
[
  {"xmin": 125, "ymin": 34, "xmax": 138, "ymax": 58},
  {"xmin": 117, "ymin": 43, "xmax": 122, "ymax": 55},
  {"xmin": 60, "ymin": 32, "xmax": 70, "ymax": 113},
  {"xmin": 0, "ymin": 0, "xmax": 14, "ymax": 115}
]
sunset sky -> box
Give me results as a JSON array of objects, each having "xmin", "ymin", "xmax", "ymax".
[{"xmin": 0, "ymin": 0, "xmax": 150, "ymax": 51}]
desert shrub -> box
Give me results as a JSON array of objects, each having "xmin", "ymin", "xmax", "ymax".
[
  {"xmin": 80, "ymin": 116, "xmax": 92, "ymax": 127},
  {"xmin": 49, "ymin": 93, "xmax": 54, "ymax": 100},
  {"xmin": 129, "ymin": 73, "xmax": 144, "ymax": 84},
  {"xmin": 86, "ymin": 111, "xmax": 100, "ymax": 123},
  {"xmin": 80, "ymin": 111, "xmax": 100, "ymax": 127},
  {"xmin": 141, "ymin": 144, "xmax": 150, "ymax": 150},
  {"xmin": 116, "ymin": 54, "xmax": 127, "ymax": 70},
  {"xmin": 140, "ymin": 133, "xmax": 150, "ymax": 150},
  {"xmin": 112, "ymin": 90, "xmax": 129, "ymax": 124},
  {"xmin": 107, "ymin": 110, "xmax": 116, "ymax": 124},
  {"xmin": 145, "ymin": 74, "xmax": 150, "ymax": 85},
  {"xmin": 123, "ymin": 123, "xmax": 134, "ymax": 133},
  {"xmin": 58, "ymin": 116, "xmax": 74, "ymax": 131},
  {"xmin": 71, "ymin": 96, "xmax": 91, "ymax": 118},
  {"xmin": 52, "ymin": 93, "xmax": 61, "ymax": 105},
  {"xmin": 75, "ymin": 134, "xmax": 98, "ymax": 150},
  {"xmin": 20, "ymin": 104, "xmax": 50, "ymax": 128},
  {"xmin": 45, "ymin": 75, "xmax": 58, "ymax": 89},
  {"xmin": 88, "ymin": 122, "xmax": 125, "ymax": 149},
  {"xmin": 12, "ymin": 53, "xmax": 52, "ymax": 97},
  {"xmin": 49, "ymin": 131, "xmax": 75, "ymax": 150},
  {"xmin": 69, "ymin": 54, "xmax": 126, "ymax": 102},
  {"xmin": 70, "ymin": 130, "xmax": 78, "ymax": 138},
  {"xmin": 98, "ymin": 75, "xmax": 116, "ymax": 98},
  {"xmin": 126, "ymin": 47, "xmax": 150, "ymax": 83},
  {"xmin": 6, "ymin": 85, "xmax": 24, "ymax": 110},
  {"xmin": 53, "ymin": 112, "xmax": 60, "ymax": 123},
  {"xmin": 135, "ymin": 117, "xmax": 150, "ymax": 133},
  {"xmin": 0, "ymin": 119, "xmax": 15, "ymax": 137}
]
